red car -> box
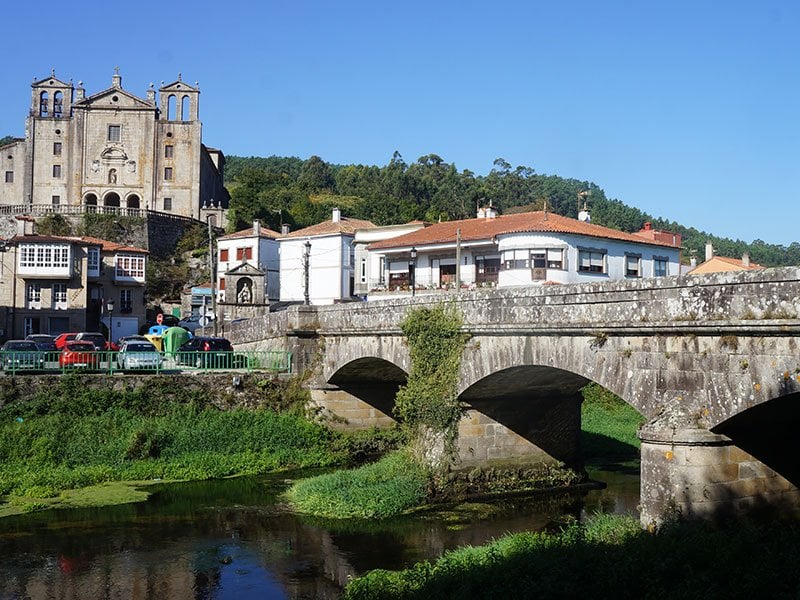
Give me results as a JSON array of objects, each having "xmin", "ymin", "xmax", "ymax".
[
  {"xmin": 59, "ymin": 341, "xmax": 99, "ymax": 369},
  {"xmin": 54, "ymin": 332, "xmax": 79, "ymax": 350}
]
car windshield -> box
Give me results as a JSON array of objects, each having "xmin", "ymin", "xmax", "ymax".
[
  {"xmin": 4, "ymin": 342, "xmax": 38, "ymax": 351},
  {"xmin": 125, "ymin": 343, "xmax": 157, "ymax": 352},
  {"xmin": 27, "ymin": 335, "xmax": 52, "ymax": 342},
  {"xmin": 66, "ymin": 342, "xmax": 95, "ymax": 351}
]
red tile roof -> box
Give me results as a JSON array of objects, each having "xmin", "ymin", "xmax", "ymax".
[
  {"xmin": 282, "ymin": 217, "xmax": 376, "ymax": 238},
  {"xmin": 219, "ymin": 226, "xmax": 281, "ymax": 241},
  {"xmin": 368, "ymin": 211, "xmax": 681, "ymax": 250},
  {"xmin": 688, "ymin": 255, "xmax": 764, "ymax": 274}
]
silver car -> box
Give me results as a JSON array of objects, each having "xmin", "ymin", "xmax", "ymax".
[{"xmin": 117, "ymin": 340, "xmax": 163, "ymax": 370}]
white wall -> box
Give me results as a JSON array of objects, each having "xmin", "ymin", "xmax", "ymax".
[{"xmin": 280, "ymin": 234, "xmax": 352, "ymax": 304}]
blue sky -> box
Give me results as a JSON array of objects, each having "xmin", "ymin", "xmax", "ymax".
[{"xmin": 2, "ymin": 1, "xmax": 798, "ymax": 245}]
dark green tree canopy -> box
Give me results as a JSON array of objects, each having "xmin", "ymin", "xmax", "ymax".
[{"xmin": 223, "ymin": 152, "xmax": 798, "ymax": 267}]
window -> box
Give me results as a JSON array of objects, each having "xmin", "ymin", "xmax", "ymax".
[
  {"xmin": 108, "ymin": 125, "xmax": 121, "ymax": 142},
  {"xmin": 27, "ymin": 283, "xmax": 41, "ymax": 308},
  {"xmin": 4, "ymin": 171, "xmax": 12, "ymax": 183},
  {"xmin": 115, "ymin": 254, "xmax": 146, "ymax": 279},
  {"xmin": 120, "ymin": 289, "xmax": 133, "ymax": 312},
  {"xmin": 164, "ymin": 167, "xmax": 173, "ymax": 181},
  {"xmin": 19, "ymin": 243, "xmax": 70, "ymax": 269},
  {"xmin": 220, "ymin": 248, "xmax": 229, "ymax": 262},
  {"xmin": 51, "ymin": 195, "xmax": 60, "ymax": 205},
  {"xmin": 360, "ymin": 258, "xmax": 367, "ymax": 283},
  {"xmin": 475, "ymin": 256, "xmax": 500, "ymax": 284},
  {"xmin": 53, "ymin": 142, "xmax": 62, "ymax": 156},
  {"xmin": 53, "ymin": 283, "xmax": 67, "ymax": 309},
  {"xmin": 164, "ymin": 145, "xmax": 174, "ymax": 158},
  {"xmin": 87, "ymin": 247, "xmax": 100, "ymax": 275},
  {"xmin": 625, "ymin": 254, "xmax": 641, "ymax": 277},
  {"xmin": 52, "ymin": 164, "xmax": 61, "ymax": 178},
  {"xmin": 53, "ymin": 93, "xmax": 63, "ymax": 118},
  {"xmin": 502, "ymin": 249, "xmax": 529, "ymax": 270},
  {"xmin": 163, "ymin": 197, "xmax": 172, "ymax": 211},
  {"xmin": 39, "ymin": 92, "xmax": 48, "ymax": 117},
  {"xmin": 578, "ymin": 249, "xmax": 606, "ymax": 273},
  {"xmin": 24, "ymin": 317, "xmax": 40, "ymax": 337},
  {"xmin": 654, "ymin": 257, "xmax": 668, "ymax": 277},
  {"xmin": 236, "ymin": 247, "xmax": 253, "ymax": 261},
  {"xmin": 378, "ymin": 257, "xmax": 386, "ymax": 285},
  {"xmin": 547, "ymin": 248, "xmax": 564, "ymax": 269},
  {"xmin": 219, "ymin": 277, "xmax": 226, "ymax": 290}
]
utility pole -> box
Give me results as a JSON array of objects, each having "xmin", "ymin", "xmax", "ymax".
[
  {"xmin": 303, "ymin": 240, "xmax": 311, "ymax": 305},
  {"xmin": 455, "ymin": 228, "xmax": 462, "ymax": 291},
  {"xmin": 208, "ymin": 215, "xmax": 218, "ymax": 335}
]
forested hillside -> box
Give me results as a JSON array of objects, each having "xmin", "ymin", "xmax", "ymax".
[{"xmin": 224, "ymin": 153, "xmax": 799, "ymax": 267}]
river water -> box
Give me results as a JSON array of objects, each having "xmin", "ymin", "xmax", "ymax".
[{"xmin": 0, "ymin": 465, "xmax": 639, "ymax": 599}]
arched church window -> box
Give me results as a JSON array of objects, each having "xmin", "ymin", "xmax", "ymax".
[
  {"xmin": 39, "ymin": 91, "xmax": 49, "ymax": 117},
  {"xmin": 167, "ymin": 94, "xmax": 176, "ymax": 121},
  {"xmin": 181, "ymin": 95, "xmax": 190, "ymax": 121},
  {"xmin": 53, "ymin": 91, "xmax": 63, "ymax": 118}
]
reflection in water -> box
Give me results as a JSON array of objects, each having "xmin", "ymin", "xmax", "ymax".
[{"xmin": 0, "ymin": 468, "xmax": 639, "ymax": 599}]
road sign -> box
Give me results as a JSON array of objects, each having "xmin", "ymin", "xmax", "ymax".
[{"xmin": 156, "ymin": 313, "xmax": 163, "ymax": 325}]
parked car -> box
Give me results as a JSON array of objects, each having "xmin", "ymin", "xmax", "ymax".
[
  {"xmin": 1, "ymin": 340, "xmax": 45, "ymax": 371},
  {"xmin": 59, "ymin": 341, "xmax": 99, "ymax": 370},
  {"xmin": 177, "ymin": 336, "xmax": 237, "ymax": 368},
  {"xmin": 53, "ymin": 332, "xmax": 79, "ymax": 350},
  {"xmin": 25, "ymin": 334, "xmax": 57, "ymax": 351},
  {"xmin": 116, "ymin": 340, "xmax": 163, "ymax": 371},
  {"xmin": 178, "ymin": 314, "xmax": 205, "ymax": 333},
  {"xmin": 75, "ymin": 332, "xmax": 115, "ymax": 351},
  {"xmin": 25, "ymin": 334, "xmax": 58, "ymax": 360}
]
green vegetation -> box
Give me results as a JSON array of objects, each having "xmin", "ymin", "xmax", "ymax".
[
  {"xmin": 225, "ymin": 153, "xmax": 800, "ymax": 266},
  {"xmin": 0, "ymin": 375, "xmax": 375, "ymax": 514},
  {"xmin": 344, "ymin": 514, "xmax": 800, "ymax": 599},
  {"xmin": 286, "ymin": 304, "xmax": 467, "ymax": 519},
  {"xmin": 395, "ymin": 304, "xmax": 468, "ymax": 466},
  {"xmin": 285, "ymin": 450, "xmax": 429, "ymax": 519},
  {"xmin": 580, "ymin": 382, "xmax": 646, "ymax": 463}
]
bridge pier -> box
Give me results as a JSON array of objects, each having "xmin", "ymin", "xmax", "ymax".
[{"xmin": 639, "ymin": 426, "xmax": 800, "ymax": 526}]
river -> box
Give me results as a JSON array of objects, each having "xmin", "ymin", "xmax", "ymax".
[{"xmin": 0, "ymin": 465, "xmax": 639, "ymax": 599}]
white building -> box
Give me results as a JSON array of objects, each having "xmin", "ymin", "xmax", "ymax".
[
  {"xmin": 216, "ymin": 220, "xmax": 280, "ymax": 303},
  {"xmin": 279, "ymin": 208, "xmax": 375, "ymax": 305},
  {"xmin": 367, "ymin": 208, "xmax": 682, "ymax": 297},
  {"xmin": 353, "ymin": 221, "xmax": 426, "ymax": 297}
]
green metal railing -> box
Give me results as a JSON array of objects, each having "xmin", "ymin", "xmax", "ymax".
[{"xmin": 0, "ymin": 350, "xmax": 292, "ymax": 375}]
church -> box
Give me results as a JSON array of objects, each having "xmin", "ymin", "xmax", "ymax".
[{"xmin": 0, "ymin": 69, "xmax": 228, "ymax": 221}]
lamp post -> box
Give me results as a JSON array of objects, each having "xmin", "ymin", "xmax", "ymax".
[
  {"xmin": 409, "ymin": 247, "xmax": 417, "ymax": 297},
  {"xmin": 207, "ymin": 215, "xmax": 218, "ymax": 335},
  {"xmin": 106, "ymin": 298, "xmax": 115, "ymax": 350}
]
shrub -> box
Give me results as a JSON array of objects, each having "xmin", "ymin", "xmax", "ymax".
[{"xmin": 285, "ymin": 450, "xmax": 429, "ymax": 519}]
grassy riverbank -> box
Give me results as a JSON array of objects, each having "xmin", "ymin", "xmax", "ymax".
[
  {"xmin": 343, "ymin": 513, "xmax": 800, "ymax": 599},
  {"xmin": 580, "ymin": 382, "xmax": 645, "ymax": 463},
  {"xmin": 0, "ymin": 375, "xmax": 399, "ymax": 516}
]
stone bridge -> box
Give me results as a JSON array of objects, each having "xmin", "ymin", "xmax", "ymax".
[{"xmin": 232, "ymin": 268, "xmax": 800, "ymax": 524}]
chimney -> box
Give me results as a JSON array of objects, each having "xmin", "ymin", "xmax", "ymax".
[
  {"xmin": 705, "ymin": 242, "xmax": 714, "ymax": 262},
  {"xmin": 16, "ymin": 216, "xmax": 34, "ymax": 236},
  {"xmin": 281, "ymin": 224, "xmax": 290, "ymax": 236},
  {"xmin": 742, "ymin": 252, "xmax": 750, "ymax": 268},
  {"xmin": 332, "ymin": 207, "xmax": 341, "ymax": 223},
  {"xmin": 253, "ymin": 220, "xmax": 260, "ymax": 238},
  {"xmin": 690, "ymin": 257, "xmax": 697, "ymax": 268}
]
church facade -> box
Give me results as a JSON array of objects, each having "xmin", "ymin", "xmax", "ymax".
[{"xmin": 0, "ymin": 69, "xmax": 228, "ymax": 221}]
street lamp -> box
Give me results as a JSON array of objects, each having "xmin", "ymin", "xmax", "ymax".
[
  {"xmin": 106, "ymin": 298, "xmax": 115, "ymax": 350},
  {"xmin": 409, "ymin": 247, "xmax": 417, "ymax": 297}
]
